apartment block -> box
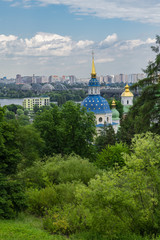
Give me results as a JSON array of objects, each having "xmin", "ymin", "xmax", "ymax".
[{"xmin": 23, "ymin": 97, "xmax": 50, "ymax": 110}]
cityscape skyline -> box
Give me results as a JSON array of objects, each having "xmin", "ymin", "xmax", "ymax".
[{"xmin": 0, "ymin": 0, "xmax": 160, "ymax": 78}]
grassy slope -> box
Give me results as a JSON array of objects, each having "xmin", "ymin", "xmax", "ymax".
[
  {"xmin": 0, "ymin": 214, "xmax": 67, "ymax": 240},
  {"xmin": 1, "ymin": 214, "xmax": 160, "ymax": 240}
]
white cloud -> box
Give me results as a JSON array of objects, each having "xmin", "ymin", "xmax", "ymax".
[
  {"xmin": 0, "ymin": 32, "xmax": 156, "ymax": 77},
  {"xmin": 118, "ymin": 38, "xmax": 156, "ymax": 50},
  {"xmin": 96, "ymin": 58, "xmax": 114, "ymax": 63},
  {"xmin": 8, "ymin": 0, "xmax": 160, "ymax": 24},
  {"xmin": 99, "ymin": 33, "xmax": 118, "ymax": 47},
  {"xmin": 76, "ymin": 40, "xmax": 94, "ymax": 49},
  {"xmin": 0, "ymin": 34, "xmax": 17, "ymax": 42}
]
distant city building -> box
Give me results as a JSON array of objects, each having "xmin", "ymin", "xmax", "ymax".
[
  {"xmin": 16, "ymin": 74, "xmax": 22, "ymax": 84},
  {"xmin": 23, "ymin": 97, "xmax": 50, "ymax": 110},
  {"xmin": 49, "ymin": 75, "xmax": 60, "ymax": 83},
  {"xmin": 36, "ymin": 76, "xmax": 48, "ymax": 84}
]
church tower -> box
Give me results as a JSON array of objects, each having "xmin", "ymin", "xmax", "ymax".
[
  {"xmin": 121, "ymin": 84, "xmax": 134, "ymax": 115},
  {"xmin": 81, "ymin": 52, "xmax": 112, "ymax": 130}
]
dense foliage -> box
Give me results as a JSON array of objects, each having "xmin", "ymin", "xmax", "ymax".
[{"xmin": 34, "ymin": 101, "xmax": 96, "ymax": 159}]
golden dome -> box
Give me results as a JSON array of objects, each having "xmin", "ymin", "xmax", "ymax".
[
  {"xmin": 121, "ymin": 84, "xmax": 133, "ymax": 97},
  {"xmin": 111, "ymin": 99, "xmax": 116, "ymax": 108}
]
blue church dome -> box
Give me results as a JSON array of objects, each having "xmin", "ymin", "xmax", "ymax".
[
  {"xmin": 89, "ymin": 78, "xmax": 100, "ymax": 87},
  {"xmin": 81, "ymin": 95, "xmax": 112, "ymax": 114},
  {"xmin": 81, "ymin": 52, "xmax": 111, "ymax": 115}
]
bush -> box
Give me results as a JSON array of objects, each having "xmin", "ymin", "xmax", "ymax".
[
  {"xmin": 95, "ymin": 143, "xmax": 129, "ymax": 170},
  {"xmin": 26, "ymin": 182, "xmax": 84, "ymax": 216},
  {"xmin": 74, "ymin": 133, "xmax": 160, "ymax": 237},
  {"xmin": 43, "ymin": 204, "xmax": 92, "ymax": 235},
  {"xmin": 42, "ymin": 154, "xmax": 101, "ymax": 185},
  {"xmin": 21, "ymin": 154, "xmax": 101, "ymax": 188},
  {"xmin": 26, "ymin": 187, "xmax": 58, "ymax": 216},
  {"xmin": 0, "ymin": 175, "xmax": 26, "ymax": 219}
]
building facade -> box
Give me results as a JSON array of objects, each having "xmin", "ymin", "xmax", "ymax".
[{"xmin": 23, "ymin": 96, "xmax": 50, "ymax": 110}]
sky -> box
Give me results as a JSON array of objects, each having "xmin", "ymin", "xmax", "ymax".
[{"xmin": 0, "ymin": 0, "xmax": 160, "ymax": 78}]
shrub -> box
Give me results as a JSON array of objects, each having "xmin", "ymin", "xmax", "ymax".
[
  {"xmin": 43, "ymin": 204, "xmax": 92, "ymax": 235},
  {"xmin": 26, "ymin": 187, "xmax": 58, "ymax": 216},
  {"xmin": 42, "ymin": 154, "xmax": 101, "ymax": 185}
]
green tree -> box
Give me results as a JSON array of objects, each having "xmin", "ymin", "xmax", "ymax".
[
  {"xmin": 96, "ymin": 142, "xmax": 129, "ymax": 170},
  {"xmin": 95, "ymin": 125, "xmax": 116, "ymax": 152},
  {"xmin": 6, "ymin": 104, "xmax": 23, "ymax": 114},
  {"xmin": 0, "ymin": 111, "xmax": 26, "ymax": 218},
  {"xmin": 16, "ymin": 125, "xmax": 45, "ymax": 169},
  {"xmin": 24, "ymin": 109, "xmax": 29, "ymax": 115},
  {"xmin": 16, "ymin": 109, "xmax": 24, "ymax": 116},
  {"xmin": 34, "ymin": 101, "xmax": 96, "ymax": 159},
  {"xmin": 17, "ymin": 114, "xmax": 30, "ymax": 126},
  {"xmin": 4, "ymin": 110, "xmax": 15, "ymax": 120},
  {"xmin": 33, "ymin": 104, "xmax": 39, "ymax": 113},
  {"xmin": 118, "ymin": 35, "xmax": 160, "ymax": 144}
]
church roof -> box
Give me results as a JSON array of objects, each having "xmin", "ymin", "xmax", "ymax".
[
  {"xmin": 121, "ymin": 84, "xmax": 133, "ymax": 97},
  {"xmin": 111, "ymin": 100, "xmax": 120, "ymax": 119},
  {"xmin": 81, "ymin": 95, "xmax": 112, "ymax": 114},
  {"xmin": 88, "ymin": 78, "xmax": 100, "ymax": 87}
]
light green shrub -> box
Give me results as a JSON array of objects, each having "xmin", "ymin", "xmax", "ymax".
[
  {"xmin": 43, "ymin": 204, "xmax": 92, "ymax": 235},
  {"xmin": 42, "ymin": 154, "xmax": 101, "ymax": 185},
  {"xmin": 26, "ymin": 187, "xmax": 58, "ymax": 216}
]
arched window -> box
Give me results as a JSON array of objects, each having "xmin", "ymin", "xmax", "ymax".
[
  {"xmin": 99, "ymin": 117, "xmax": 103, "ymax": 122},
  {"xmin": 127, "ymin": 100, "xmax": 129, "ymax": 104}
]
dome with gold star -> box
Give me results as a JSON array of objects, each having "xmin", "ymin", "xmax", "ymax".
[{"xmin": 81, "ymin": 53, "xmax": 112, "ymax": 114}]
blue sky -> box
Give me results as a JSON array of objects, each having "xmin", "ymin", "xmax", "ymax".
[{"xmin": 0, "ymin": 0, "xmax": 160, "ymax": 78}]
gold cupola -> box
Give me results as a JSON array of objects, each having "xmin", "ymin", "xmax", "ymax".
[
  {"xmin": 111, "ymin": 99, "xmax": 116, "ymax": 108},
  {"xmin": 121, "ymin": 84, "xmax": 133, "ymax": 97}
]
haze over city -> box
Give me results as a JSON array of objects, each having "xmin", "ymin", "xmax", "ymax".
[{"xmin": 1, "ymin": 0, "xmax": 160, "ymax": 78}]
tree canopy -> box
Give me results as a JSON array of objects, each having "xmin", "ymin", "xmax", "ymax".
[{"xmin": 34, "ymin": 101, "xmax": 96, "ymax": 159}]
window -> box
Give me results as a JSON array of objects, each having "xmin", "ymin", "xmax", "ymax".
[
  {"xmin": 127, "ymin": 100, "xmax": 129, "ymax": 104},
  {"xmin": 99, "ymin": 117, "xmax": 103, "ymax": 122},
  {"xmin": 107, "ymin": 117, "xmax": 109, "ymax": 122}
]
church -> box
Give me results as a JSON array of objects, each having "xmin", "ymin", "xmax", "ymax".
[{"xmin": 81, "ymin": 54, "xmax": 133, "ymax": 133}]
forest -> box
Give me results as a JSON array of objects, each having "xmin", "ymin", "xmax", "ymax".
[{"xmin": 0, "ymin": 37, "xmax": 160, "ymax": 240}]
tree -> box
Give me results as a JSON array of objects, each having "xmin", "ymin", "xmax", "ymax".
[
  {"xmin": 6, "ymin": 104, "xmax": 23, "ymax": 114},
  {"xmin": 0, "ymin": 111, "xmax": 26, "ymax": 218},
  {"xmin": 95, "ymin": 125, "xmax": 116, "ymax": 152},
  {"xmin": 118, "ymin": 35, "xmax": 160, "ymax": 144},
  {"xmin": 4, "ymin": 110, "xmax": 15, "ymax": 120},
  {"xmin": 16, "ymin": 109, "xmax": 24, "ymax": 116},
  {"xmin": 95, "ymin": 142, "xmax": 129, "ymax": 170},
  {"xmin": 33, "ymin": 104, "xmax": 39, "ymax": 113},
  {"xmin": 34, "ymin": 101, "xmax": 96, "ymax": 159},
  {"xmin": 16, "ymin": 125, "xmax": 45, "ymax": 169}
]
